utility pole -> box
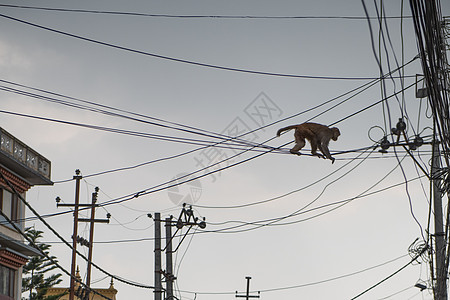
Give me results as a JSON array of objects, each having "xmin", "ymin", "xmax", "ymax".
[
  {"xmin": 431, "ymin": 141, "xmax": 447, "ymax": 300},
  {"xmin": 165, "ymin": 217, "xmax": 174, "ymax": 300},
  {"xmin": 154, "ymin": 213, "xmax": 162, "ymax": 300},
  {"xmin": 78, "ymin": 187, "xmax": 110, "ymax": 299},
  {"xmin": 151, "ymin": 204, "xmax": 206, "ymax": 300},
  {"xmin": 57, "ymin": 176, "xmax": 110, "ymax": 300},
  {"xmin": 235, "ymin": 276, "xmax": 260, "ymax": 299},
  {"xmin": 68, "ymin": 170, "xmax": 81, "ymax": 300}
]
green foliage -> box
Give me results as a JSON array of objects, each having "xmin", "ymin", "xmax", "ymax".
[{"xmin": 21, "ymin": 227, "xmax": 64, "ymax": 300}]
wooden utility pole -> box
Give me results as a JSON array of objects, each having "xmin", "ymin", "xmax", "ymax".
[
  {"xmin": 431, "ymin": 141, "xmax": 447, "ymax": 300},
  {"xmin": 78, "ymin": 187, "xmax": 110, "ymax": 299},
  {"xmin": 235, "ymin": 276, "xmax": 260, "ymax": 299},
  {"xmin": 57, "ymin": 178, "xmax": 109, "ymax": 300},
  {"xmin": 69, "ymin": 170, "xmax": 81, "ymax": 300}
]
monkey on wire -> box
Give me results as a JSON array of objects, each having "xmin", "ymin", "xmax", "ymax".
[{"xmin": 276, "ymin": 122, "xmax": 341, "ymax": 163}]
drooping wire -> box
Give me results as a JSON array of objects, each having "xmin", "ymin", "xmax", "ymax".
[
  {"xmin": 0, "ymin": 13, "xmax": 406, "ymax": 81},
  {"xmin": 177, "ymin": 254, "xmax": 409, "ymax": 296},
  {"xmin": 0, "ymin": 171, "xmax": 155, "ymax": 290},
  {"xmin": 0, "ymin": 174, "xmax": 113, "ymax": 299},
  {"xmin": 40, "ymin": 174, "xmax": 427, "ymax": 245},
  {"xmin": 192, "ymin": 144, "xmax": 377, "ymax": 210},
  {"xmin": 0, "ymin": 4, "xmax": 414, "ymax": 20},
  {"xmin": 0, "ymin": 80, "xmax": 268, "ymax": 150},
  {"xmin": 350, "ymin": 245, "xmax": 428, "ymax": 299},
  {"xmin": 1, "ymin": 55, "xmax": 419, "ymax": 188},
  {"xmin": 197, "ymin": 150, "xmax": 415, "ymax": 235}
]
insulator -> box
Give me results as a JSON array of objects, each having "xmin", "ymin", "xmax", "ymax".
[
  {"xmin": 379, "ymin": 136, "xmax": 390, "ymax": 153},
  {"xmin": 176, "ymin": 219, "xmax": 183, "ymax": 229},
  {"xmin": 396, "ymin": 118, "xmax": 406, "ymax": 131},
  {"xmin": 414, "ymin": 135, "xmax": 424, "ymax": 147},
  {"xmin": 198, "ymin": 221, "xmax": 206, "ymax": 229}
]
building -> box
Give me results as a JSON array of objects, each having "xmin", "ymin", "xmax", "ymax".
[
  {"xmin": 0, "ymin": 127, "xmax": 53, "ymax": 300},
  {"xmin": 45, "ymin": 267, "xmax": 118, "ymax": 300}
]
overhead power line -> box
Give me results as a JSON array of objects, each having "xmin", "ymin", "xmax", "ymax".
[
  {"xmin": 1, "ymin": 164, "xmax": 427, "ymax": 231},
  {"xmin": 0, "ymin": 78, "xmax": 422, "ymax": 215},
  {"xmin": 0, "ymin": 13, "xmax": 415, "ymax": 80},
  {"xmin": 350, "ymin": 244, "xmax": 428, "ymax": 299},
  {"xmin": 177, "ymin": 254, "xmax": 409, "ymax": 296},
  {"xmin": 0, "ymin": 81, "xmax": 275, "ymax": 152},
  {"xmin": 0, "ymin": 171, "xmax": 154, "ymax": 291},
  {"xmin": 0, "ymin": 55, "xmax": 418, "ymax": 186},
  {"xmin": 0, "ymin": 178, "xmax": 112, "ymax": 300},
  {"xmin": 0, "ymin": 59, "xmax": 420, "ymax": 186},
  {"xmin": 0, "ymin": 4, "xmax": 414, "ymax": 20},
  {"xmin": 0, "ymin": 107, "xmax": 275, "ymax": 153}
]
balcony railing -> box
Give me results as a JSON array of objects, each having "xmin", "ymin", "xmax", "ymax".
[{"xmin": 0, "ymin": 127, "xmax": 52, "ymax": 185}]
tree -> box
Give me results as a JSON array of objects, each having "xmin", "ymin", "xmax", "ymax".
[{"xmin": 22, "ymin": 227, "xmax": 64, "ymax": 300}]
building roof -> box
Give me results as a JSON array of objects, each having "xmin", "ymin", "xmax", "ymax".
[
  {"xmin": 0, "ymin": 231, "xmax": 41, "ymax": 257},
  {"xmin": 45, "ymin": 268, "xmax": 118, "ymax": 300},
  {"xmin": 0, "ymin": 127, "xmax": 52, "ymax": 186}
]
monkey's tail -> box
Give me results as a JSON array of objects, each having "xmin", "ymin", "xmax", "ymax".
[{"xmin": 276, "ymin": 125, "xmax": 298, "ymax": 137}]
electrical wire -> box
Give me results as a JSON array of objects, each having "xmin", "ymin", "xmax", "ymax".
[
  {"xmin": 329, "ymin": 78, "xmax": 421, "ymax": 127},
  {"xmin": 0, "ymin": 173, "xmax": 113, "ymax": 299},
  {"xmin": 0, "ymin": 134, "xmax": 431, "ymax": 229},
  {"xmin": 0, "ymin": 171, "xmax": 156, "ymax": 291},
  {"xmin": 0, "ymin": 105, "xmax": 271, "ymax": 153},
  {"xmin": 6, "ymin": 138, "xmax": 427, "ymax": 227},
  {"xmin": 174, "ymin": 228, "xmax": 198, "ymax": 282},
  {"xmin": 25, "ymin": 174, "xmax": 428, "ymax": 245},
  {"xmin": 0, "ymin": 4, "xmax": 415, "ymax": 20},
  {"xmin": 350, "ymin": 244, "xmax": 428, "ymax": 299},
  {"xmin": 1, "ymin": 66, "xmax": 422, "ymax": 209},
  {"xmin": 0, "ymin": 13, "xmax": 416, "ymax": 80},
  {"xmin": 1, "ymin": 55, "xmax": 419, "ymax": 189},
  {"xmin": 376, "ymin": 286, "xmax": 415, "ymax": 300},
  {"xmin": 192, "ymin": 144, "xmax": 377, "ymax": 210},
  {"xmin": 177, "ymin": 254, "xmax": 409, "ymax": 296},
  {"xmin": 203, "ymin": 174, "xmax": 426, "ymax": 231},
  {"xmin": 195, "ymin": 151, "xmax": 415, "ymax": 235},
  {"xmin": 0, "ymin": 80, "xmax": 269, "ymax": 151}
]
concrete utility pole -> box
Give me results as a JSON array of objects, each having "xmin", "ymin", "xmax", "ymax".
[
  {"xmin": 235, "ymin": 276, "xmax": 260, "ymax": 299},
  {"xmin": 165, "ymin": 217, "xmax": 174, "ymax": 300},
  {"xmin": 152, "ymin": 204, "xmax": 206, "ymax": 300},
  {"xmin": 154, "ymin": 213, "xmax": 162, "ymax": 300},
  {"xmin": 431, "ymin": 141, "xmax": 447, "ymax": 300}
]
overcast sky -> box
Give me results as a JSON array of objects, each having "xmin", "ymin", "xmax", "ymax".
[{"xmin": 1, "ymin": 1, "xmax": 450, "ymax": 299}]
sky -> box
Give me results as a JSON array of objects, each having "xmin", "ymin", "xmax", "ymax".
[{"xmin": 1, "ymin": 0, "xmax": 450, "ymax": 299}]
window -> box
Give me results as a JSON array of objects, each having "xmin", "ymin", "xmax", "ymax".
[
  {"xmin": 0, "ymin": 264, "xmax": 15, "ymax": 299},
  {"xmin": 0, "ymin": 189, "xmax": 19, "ymax": 223}
]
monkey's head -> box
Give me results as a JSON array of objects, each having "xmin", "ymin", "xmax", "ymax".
[{"xmin": 331, "ymin": 127, "xmax": 340, "ymax": 141}]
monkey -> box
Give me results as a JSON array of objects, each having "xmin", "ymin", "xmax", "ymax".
[{"xmin": 276, "ymin": 122, "xmax": 341, "ymax": 163}]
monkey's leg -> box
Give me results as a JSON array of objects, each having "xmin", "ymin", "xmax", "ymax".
[
  {"xmin": 290, "ymin": 139, "xmax": 305, "ymax": 156},
  {"xmin": 319, "ymin": 144, "xmax": 335, "ymax": 163},
  {"xmin": 311, "ymin": 140, "xmax": 325, "ymax": 159}
]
